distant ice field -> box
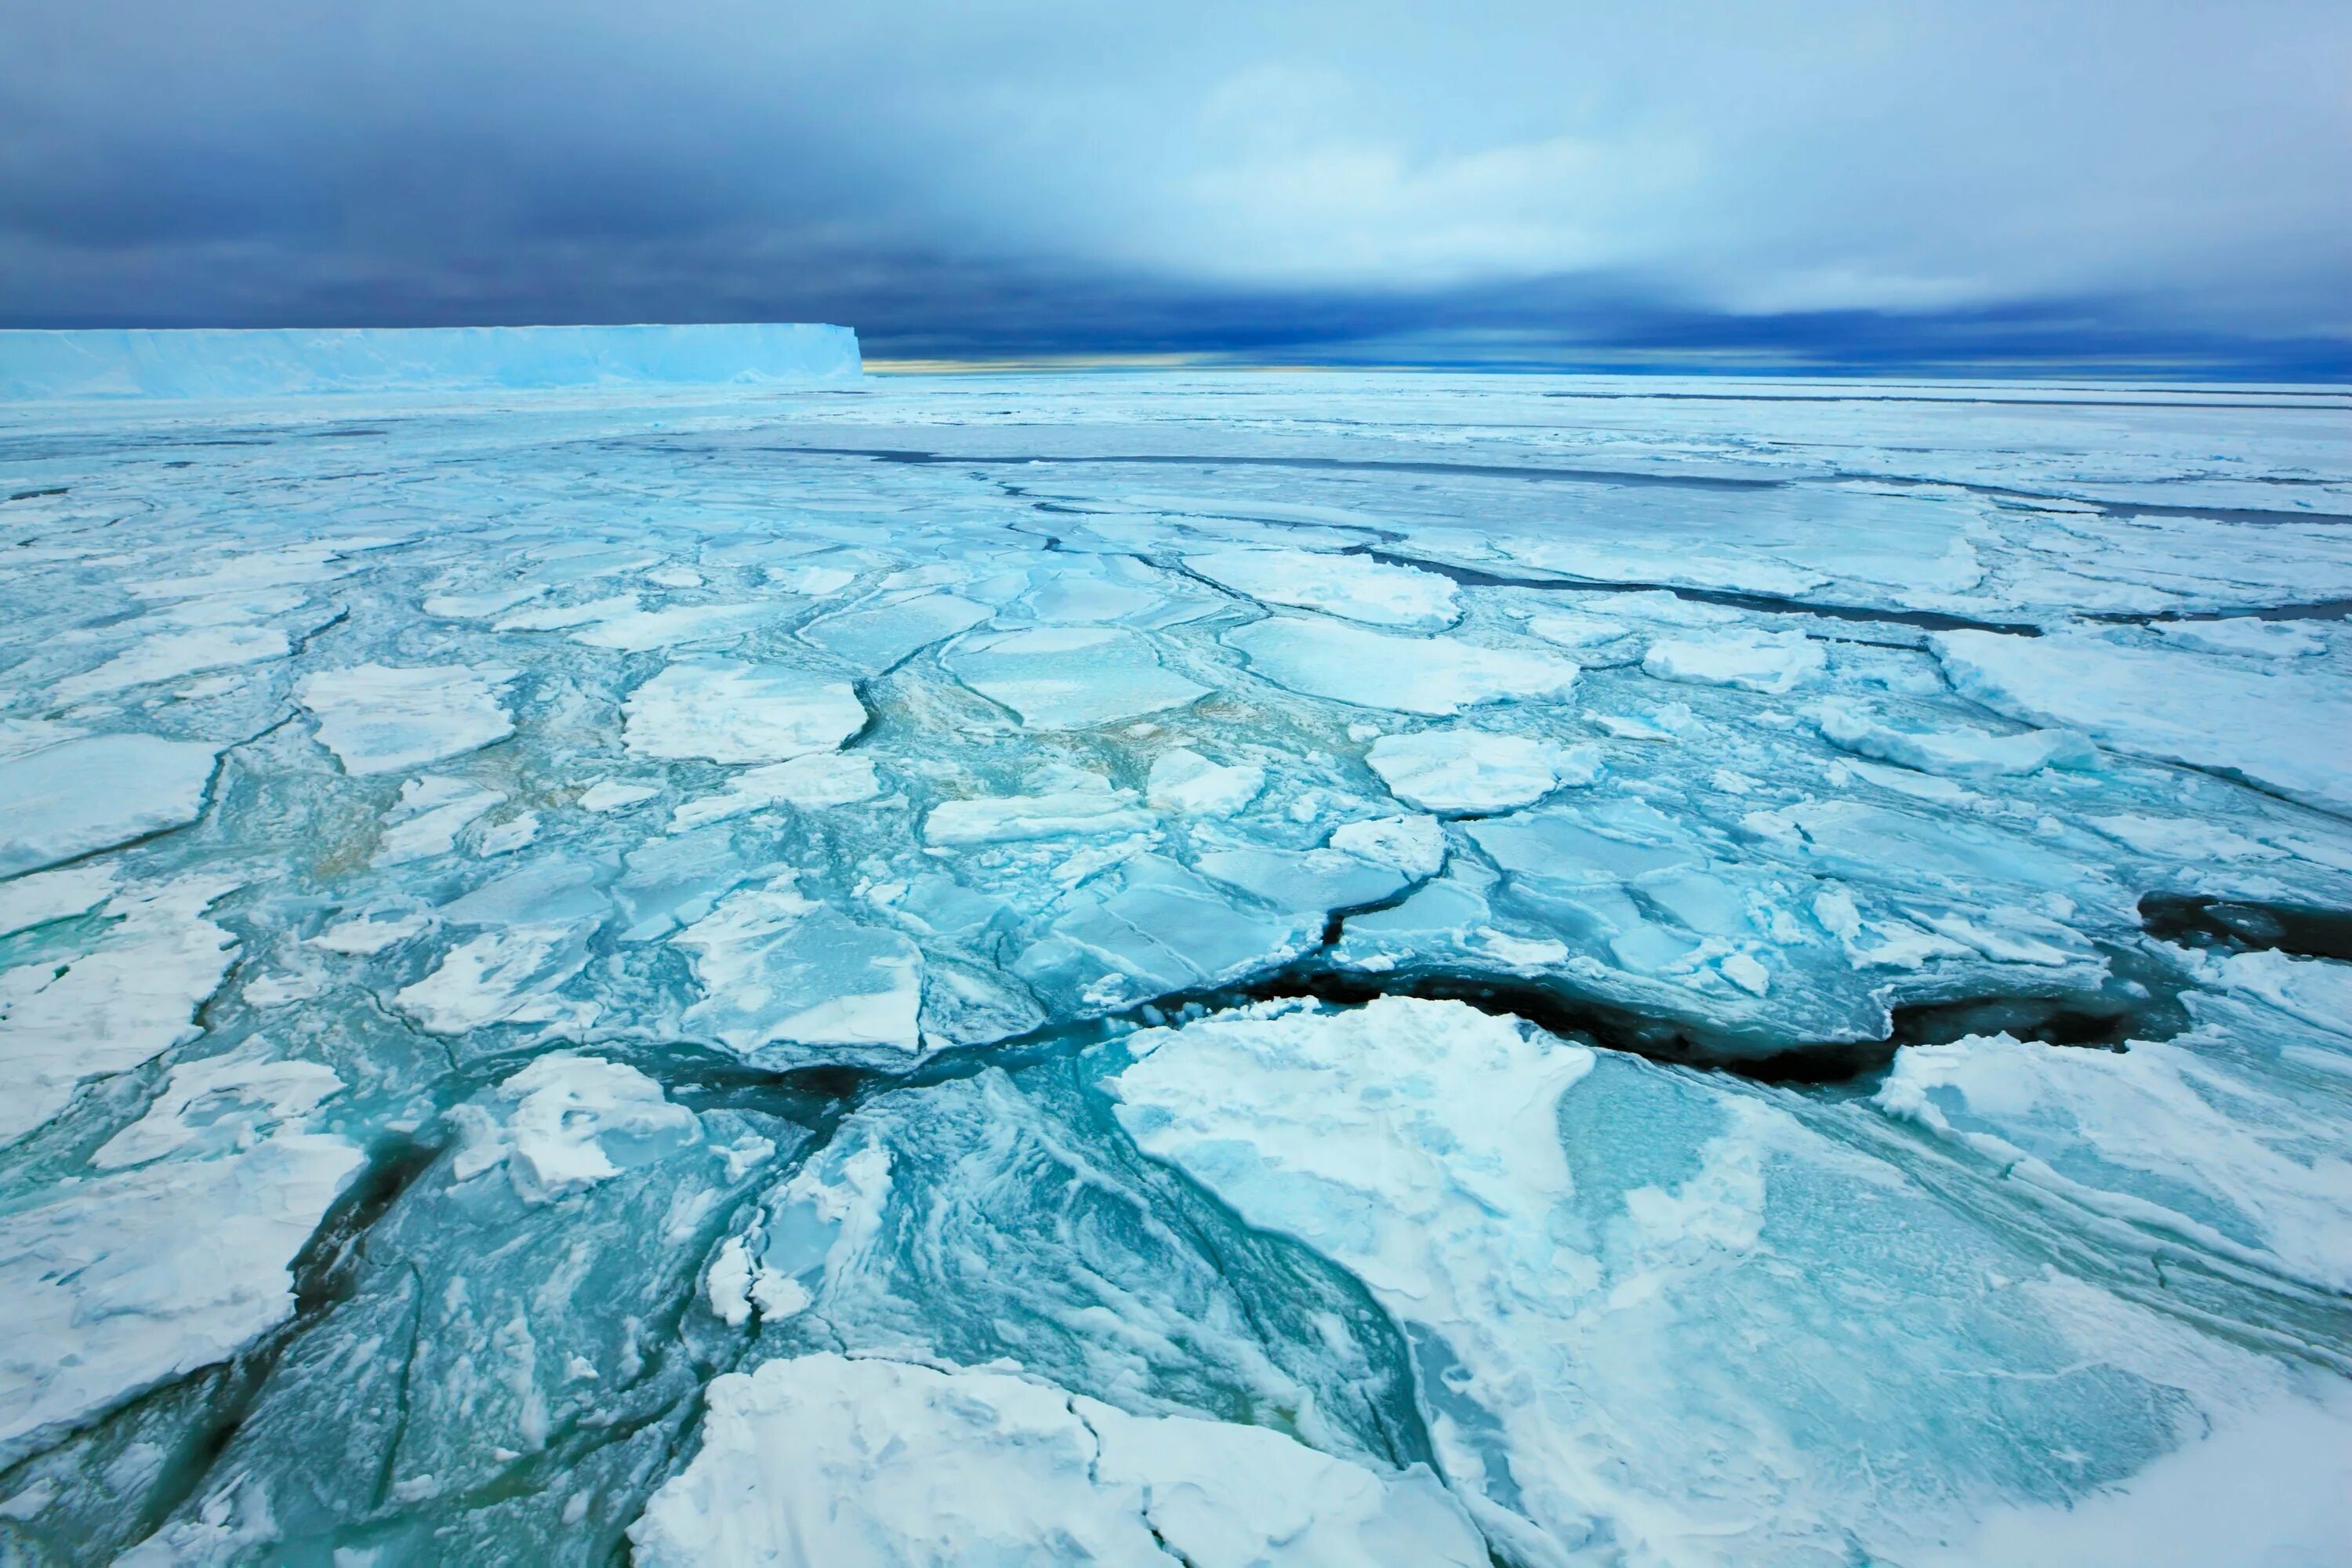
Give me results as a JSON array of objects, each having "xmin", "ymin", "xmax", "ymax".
[{"xmin": 1, "ymin": 365, "xmax": 2349, "ymax": 1563}]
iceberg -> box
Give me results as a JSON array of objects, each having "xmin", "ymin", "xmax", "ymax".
[{"xmin": 0, "ymin": 322, "xmax": 860, "ymax": 399}]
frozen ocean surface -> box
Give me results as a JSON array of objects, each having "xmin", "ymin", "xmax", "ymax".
[{"xmin": 1, "ymin": 342, "xmax": 2350, "ymax": 1564}]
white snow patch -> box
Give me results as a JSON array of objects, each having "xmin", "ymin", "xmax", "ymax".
[
  {"xmin": 93, "ymin": 1041, "xmax": 343, "ymax": 1170},
  {"xmin": 54, "ymin": 623, "xmax": 289, "ymax": 702},
  {"xmin": 1329, "ymin": 814, "xmax": 1448, "ymax": 879},
  {"xmin": 394, "ymin": 925, "xmax": 597, "ymax": 1036},
  {"xmin": 372, "ymin": 775, "xmax": 504, "ymax": 866},
  {"xmin": 577, "ymin": 779, "xmax": 661, "ymax": 814},
  {"xmin": 2149, "ymin": 617, "xmax": 2325, "ymax": 659},
  {"xmin": 673, "ymin": 884, "xmax": 925, "ymax": 1057},
  {"xmin": 925, "ymin": 769, "xmax": 1156, "ymax": 846},
  {"xmin": 0, "ymin": 1124, "xmax": 360, "ymax": 1460},
  {"xmin": 1817, "ymin": 698, "xmax": 2096, "ymax": 779},
  {"xmin": 310, "ymin": 909, "xmax": 432, "ymax": 955},
  {"xmin": 670, "ymin": 753, "xmax": 880, "ymax": 831}
]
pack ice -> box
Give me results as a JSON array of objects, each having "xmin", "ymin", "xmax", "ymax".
[{"xmin": 1, "ymin": 335, "xmax": 2348, "ymax": 1565}]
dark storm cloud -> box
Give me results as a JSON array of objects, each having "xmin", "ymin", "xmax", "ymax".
[{"xmin": 3, "ymin": 1, "xmax": 2347, "ymax": 372}]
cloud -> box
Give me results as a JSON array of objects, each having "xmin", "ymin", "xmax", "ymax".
[{"xmin": 2, "ymin": 0, "xmax": 2346, "ymax": 368}]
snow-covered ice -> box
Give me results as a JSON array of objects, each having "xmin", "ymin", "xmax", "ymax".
[
  {"xmin": 1109, "ymin": 996, "xmax": 2352, "ymax": 1565},
  {"xmin": 630, "ymin": 1354, "xmax": 1486, "ymax": 1567},
  {"xmin": 1367, "ymin": 727, "xmax": 1592, "ymax": 813},
  {"xmin": 2, "ymin": 346, "xmax": 2349, "ymax": 1562},
  {"xmin": 945, "ymin": 626, "xmax": 1210, "ymax": 728},
  {"xmin": 622, "ymin": 657, "xmax": 867, "ymax": 763},
  {"xmin": 1936, "ymin": 627, "xmax": 2352, "ymax": 813},
  {"xmin": 0, "ymin": 735, "xmax": 220, "ymax": 877},
  {"xmin": 1229, "ymin": 616, "xmax": 1580, "ymax": 715},
  {"xmin": 297, "ymin": 662, "xmax": 515, "ymax": 775},
  {"xmin": 1186, "ymin": 546, "xmax": 1461, "ymax": 629}
]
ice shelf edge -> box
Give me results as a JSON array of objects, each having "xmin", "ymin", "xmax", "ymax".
[{"xmin": 0, "ymin": 322, "xmax": 863, "ymax": 400}]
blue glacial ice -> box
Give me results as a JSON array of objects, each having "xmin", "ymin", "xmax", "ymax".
[{"xmin": 1, "ymin": 335, "xmax": 2350, "ymax": 1563}]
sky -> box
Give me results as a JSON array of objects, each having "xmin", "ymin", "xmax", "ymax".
[{"xmin": 3, "ymin": 1, "xmax": 2348, "ymax": 373}]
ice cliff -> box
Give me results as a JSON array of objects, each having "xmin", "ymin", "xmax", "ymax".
[{"xmin": 0, "ymin": 322, "xmax": 861, "ymax": 400}]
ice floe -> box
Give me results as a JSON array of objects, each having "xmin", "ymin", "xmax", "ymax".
[
  {"xmin": 1936, "ymin": 629, "xmax": 2352, "ymax": 814},
  {"xmin": 1228, "ymin": 618, "xmax": 1579, "ymax": 715},
  {"xmin": 53, "ymin": 623, "xmax": 290, "ymax": 702},
  {"xmin": 1110, "ymin": 996, "xmax": 2350, "ymax": 1566},
  {"xmin": 448, "ymin": 1054, "xmax": 700, "ymax": 1205},
  {"xmin": 0, "ymin": 875, "xmax": 240, "ymax": 1145},
  {"xmin": 297, "ymin": 662, "xmax": 515, "ymax": 775},
  {"xmin": 1145, "ymin": 747, "xmax": 1267, "ymax": 815},
  {"xmin": 670, "ymin": 753, "xmax": 880, "ymax": 830},
  {"xmin": 1642, "ymin": 628, "xmax": 1824, "ymax": 694},
  {"xmin": 674, "ymin": 884, "xmax": 925, "ymax": 1057},
  {"xmin": 0, "ymin": 735, "xmax": 220, "ymax": 877},
  {"xmin": 630, "ymin": 1353, "xmax": 1486, "ymax": 1568},
  {"xmin": 1186, "ymin": 546, "xmax": 1461, "ymax": 630},
  {"xmin": 0, "ymin": 1040, "xmax": 358, "ymax": 1461},
  {"xmin": 622, "ymin": 659, "xmax": 867, "ymax": 763},
  {"xmin": 944, "ymin": 626, "xmax": 1210, "ymax": 728},
  {"xmin": 1367, "ymin": 728, "xmax": 1595, "ymax": 813}
]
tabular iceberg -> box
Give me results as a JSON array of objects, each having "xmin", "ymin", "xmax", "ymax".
[{"xmin": 0, "ymin": 321, "xmax": 862, "ymax": 400}]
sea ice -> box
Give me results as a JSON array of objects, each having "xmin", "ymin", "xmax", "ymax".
[
  {"xmin": 1145, "ymin": 747, "xmax": 1266, "ymax": 815},
  {"xmin": 630, "ymin": 1354, "xmax": 1486, "ymax": 1568},
  {"xmin": 1815, "ymin": 697, "xmax": 2097, "ymax": 779},
  {"xmin": 1109, "ymin": 997, "xmax": 2343, "ymax": 1566},
  {"xmin": 1641, "ymin": 628, "xmax": 1824, "ymax": 694},
  {"xmin": 0, "ymin": 735, "xmax": 220, "ymax": 877},
  {"xmin": 1936, "ymin": 628, "xmax": 2352, "ymax": 813},
  {"xmin": 2149, "ymin": 616, "xmax": 2325, "ymax": 659},
  {"xmin": 1228, "ymin": 618, "xmax": 1579, "ymax": 715},
  {"xmin": 1366, "ymin": 728, "xmax": 1592, "ymax": 813},
  {"xmin": 0, "ymin": 1056, "xmax": 359, "ymax": 1460},
  {"xmin": 622, "ymin": 659, "xmax": 867, "ymax": 763},
  {"xmin": 801, "ymin": 591, "xmax": 993, "ymax": 673},
  {"xmin": 944, "ymin": 626, "xmax": 1210, "ymax": 728},
  {"xmin": 673, "ymin": 884, "xmax": 925, "ymax": 1057},
  {"xmin": 53, "ymin": 623, "xmax": 289, "ymax": 702},
  {"xmin": 296, "ymin": 662, "xmax": 515, "ymax": 775},
  {"xmin": 0, "ymin": 876, "xmax": 240, "ymax": 1145},
  {"xmin": 6, "ymin": 350, "xmax": 2350, "ymax": 1562},
  {"xmin": 925, "ymin": 768, "xmax": 1156, "ymax": 845},
  {"xmin": 372, "ymin": 775, "xmax": 505, "ymax": 866},
  {"xmin": 448, "ymin": 1054, "xmax": 700, "ymax": 1206},
  {"xmin": 1186, "ymin": 546, "xmax": 1461, "ymax": 629},
  {"xmin": 670, "ymin": 753, "xmax": 880, "ymax": 829}
]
